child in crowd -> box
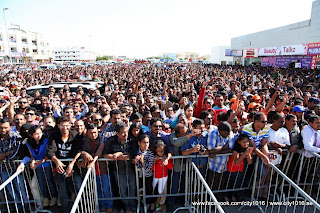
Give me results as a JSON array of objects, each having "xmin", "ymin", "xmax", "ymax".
[
  {"xmin": 17, "ymin": 125, "xmax": 58, "ymax": 207},
  {"xmin": 135, "ymin": 134, "xmax": 156, "ymax": 211},
  {"xmin": 226, "ymin": 133, "xmax": 253, "ymax": 201},
  {"xmin": 152, "ymin": 140, "xmax": 173, "ymax": 213}
]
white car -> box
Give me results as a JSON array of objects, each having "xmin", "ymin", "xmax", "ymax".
[
  {"xmin": 27, "ymin": 81, "xmax": 102, "ymax": 95},
  {"xmin": 39, "ymin": 64, "xmax": 57, "ymax": 69}
]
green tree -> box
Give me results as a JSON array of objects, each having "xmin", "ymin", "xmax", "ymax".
[{"xmin": 96, "ymin": 55, "xmax": 110, "ymax": 61}]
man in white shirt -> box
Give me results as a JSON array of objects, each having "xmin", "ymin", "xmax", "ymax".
[
  {"xmin": 300, "ymin": 115, "xmax": 320, "ymax": 193},
  {"xmin": 301, "ymin": 115, "xmax": 320, "ymax": 157},
  {"xmin": 267, "ymin": 112, "xmax": 291, "ymax": 167},
  {"xmin": 268, "ymin": 113, "xmax": 291, "ymax": 152}
]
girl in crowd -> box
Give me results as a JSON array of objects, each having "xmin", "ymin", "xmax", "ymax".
[
  {"xmin": 135, "ymin": 134, "xmax": 156, "ymax": 211},
  {"xmin": 226, "ymin": 133, "xmax": 253, "ymax": 201},
  {"xmin": 152, "ymin": 140, "xmax": 173, "ymax": 213},
  {"xmin": 18, "ymin": 125, "xmax": 58, "ymax": 207}
]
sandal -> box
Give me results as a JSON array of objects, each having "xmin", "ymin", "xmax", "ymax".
[{"xmin": 156, "ymin": 204, "xmax": 162, "ymax": 213}]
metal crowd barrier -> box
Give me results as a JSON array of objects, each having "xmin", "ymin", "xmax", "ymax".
[
  {"xmin": 70, "ymin": 167, "xmax": 98, "ymax": 213},
  {"xmin": 183, "ymin": 162, "xmax": 225, "ymax": 213},
  {"xmin": 3, "ymin": 150, "xmax": 320, "ymax": 213},
  {"xmin": 248, "ymin": 152, "xmax": 320, "ymax": 213},
  {"xmin": 0, "ymin": 161, "xmax": 43, "ymax": 213}
]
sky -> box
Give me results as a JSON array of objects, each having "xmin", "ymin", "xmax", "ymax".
[{"xmin": 0, "ymin": 0, "xmax": 316, "ymax": 58}]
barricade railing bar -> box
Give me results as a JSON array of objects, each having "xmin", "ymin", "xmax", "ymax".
[
  {"xmin": 2, "ymin": 150, "xmax": 320, "ymax": 213},
  {"xmin": 70, "ymin": 167, "xmax": 98, "ymax": 213}
]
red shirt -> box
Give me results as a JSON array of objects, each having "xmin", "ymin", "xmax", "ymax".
[{"xmin": 152, "ymin": 159, "xmax": 173, "ymax": 178}]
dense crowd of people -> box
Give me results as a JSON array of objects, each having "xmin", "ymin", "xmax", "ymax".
[{"xmin": 0, "ymin": 63, "xmax": 320, "ymax": 213}]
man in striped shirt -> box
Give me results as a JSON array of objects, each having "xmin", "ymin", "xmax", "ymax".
[
  {"xmin": 207, "ymin": 122, "xmax": 234, "ymax": 200},
  {"xmin": 241, "ymin": 112, "xmax": 271, "ymax": 164}
]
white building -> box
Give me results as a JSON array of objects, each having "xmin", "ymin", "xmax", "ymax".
[
  {"xmin": 210, "ymin": 46, "xmax": 233, "ymax": 65},
  {"xmin": 231, "ymin": 0, "xmax": 320, "ymax": 66},
  {"xmin": 0, "ymin": 25, "xmax": 52, "ymax": 64},
  {"xmin": 53, "ymin": 47, "xmax": 97, "ymax": 62},
  {"xmin": 162, "ymin": 53, "xmax": 177, "ymax": 61}
]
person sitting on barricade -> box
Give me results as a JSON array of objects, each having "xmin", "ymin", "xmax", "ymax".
[
  {"xmin": 134, "ymin": 134, "xmax": 156, "ymax": 211},
  {"xmin": 80, "ymin": 123, "xmax": 113, "ymax": 213},
  {"xmin": 207, "ymin": 121, "xmax": 235, "ymax": 201},
  {"xmin": 17, "ymin": 125, "xmax": 58, "ymax": 207},
  {"xmin": 0, "ymin": 117, "xmax": 28, "ymax": 210},
  {"xmin": 152, "ymin": 140, "xmax": 173, "ymax": 213},
  {"xmin": 47, "ymin": 116, "xmax": 83, "ymax": 213},
  {"xmin": 180, "ymin": 119, "xmax": 208, "ymax": 177},
  {"xmin": 103, "ymin": 122, "xmax": 136, "ymax": 213}
]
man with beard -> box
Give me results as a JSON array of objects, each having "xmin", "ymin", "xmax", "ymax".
[
  {"xmin": 11, "ymin": 113, "xmax": 26, "ymax": 134},
  {"xmin": 8, "ymin": 97, "xmax": 30, "ymax": 121}
]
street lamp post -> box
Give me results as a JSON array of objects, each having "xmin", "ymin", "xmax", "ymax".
[{"xmin": 3, "ymin": 8, "xmax": 11, "ymax": 64}]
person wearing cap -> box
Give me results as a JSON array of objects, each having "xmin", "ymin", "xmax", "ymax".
[
  {"xmin": 292, "ymin": 105, "xmax": 308, "ymax": 130},
  {"xmin": 252, "ymin": 94, "xmax": 261, "ymax": 104}
]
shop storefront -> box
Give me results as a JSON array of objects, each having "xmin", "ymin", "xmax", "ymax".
[
  {"xmin": 307, "ymin": 42, "xmax": 320, "ymax": 69},
  {"xmin": 259, "ymin": 44, "xmax": 311, "ymax": 68}
]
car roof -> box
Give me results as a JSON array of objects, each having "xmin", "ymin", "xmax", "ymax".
[{"xmin": 27, "ymin": 81, "xmax": 101, "ymax": 90}]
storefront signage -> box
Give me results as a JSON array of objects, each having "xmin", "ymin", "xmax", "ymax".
[
  {"xmin": 231, "ymin": 50, "xmax": 242, "ymax": 57},
  {"xmin": 243, "ymin": 48, "xmax": 258, "ymax": 58},
  {"xmin": 307, "ymin": 42, "xmax": 320, "ymax": 55},
  {"xmin": 261, "ymin": 56, "xmax": 312, "ymax": 68},
  {"xmin": 258, "ymin": 44, "xmax": 307, "ymax": 56}
]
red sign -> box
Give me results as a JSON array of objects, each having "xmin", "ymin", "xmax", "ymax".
[
  {"xmin": 307, "ymin": 42, "xmax": 320, "ymax": 48},
  {"xmin": 311, "ymin": 55, "xmax": 317, "ymax": 69},
  {"xmin": 244, "ymin": 48, "xmax": 258, "ymax": 58}
]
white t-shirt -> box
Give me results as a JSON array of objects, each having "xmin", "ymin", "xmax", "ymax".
[{"xmin": 268, "ymin": 128, "xmax": 291, "ymax": 146}]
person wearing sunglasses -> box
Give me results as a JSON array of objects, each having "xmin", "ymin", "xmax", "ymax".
[
  {"xmin": 241, "ymin": 112, "xmax": 271, "ymax": 165},
  {"xmin": 90, "ymin": 113, "xmax": 104, "ymax": 131},
  {"xmin": 25, "ymin": 107, "xmax": 39, "ymax": 126}
]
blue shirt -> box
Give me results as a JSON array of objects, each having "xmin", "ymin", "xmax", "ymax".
[
  {"xmin": 180, "ymin": 132, "xmax": 208, "ymax": 166},
  {"xmin": 207, "ymin": 129, "xmax": 234, "ymax": 173}
]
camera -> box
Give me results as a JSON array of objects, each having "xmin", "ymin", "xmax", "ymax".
[{"xmin": 199, "ymin": 145, "xmax": 206, "ymax": 152}]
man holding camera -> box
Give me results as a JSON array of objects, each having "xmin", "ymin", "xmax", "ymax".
[{"xmin": 180, "ymin": 119, "xmax": 208, "ymax": 177}]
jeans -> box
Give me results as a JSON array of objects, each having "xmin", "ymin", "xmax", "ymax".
[
  {"xmin": 116, "ymin": 172, "xmax": 136, "ymax": 210},
  {"xmin": 0, "ymin": 171, "xmax": 28, "ymax": 208},
  {"xmin": 35, "ymin": 166, "xmax": 57, "ymax": 199},
  {"xmin": 96, "ymin": 174, "xmax": 113, "ymax": 209},
  {"xmin": 53, "ymin": 172, "xmax": 82, "ymax": 213}
]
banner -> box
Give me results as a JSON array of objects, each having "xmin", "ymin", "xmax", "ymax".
[
  {"xmin": 258, "ymin": 44, "xmax": 308, "ymax": 56},
  {"xmin": 261, "ymin": 56, "xmax": 312, "ymax": 68},
  {"xmin": 311, "ymin": 56, "xmax": 317, "ymax": 69},
  {"xmin": 243, "ymin": 48, "xmax": 258, "ymax": 58},
  {"xmin": 231, "ymin": 50, "xmax": 242, "ymax": 57},
  {"xmin": 307, "ymin": 42, "xmax": 320, "ymax": 55},
  {"xmin": 225, "ymin": 49, "xmax": 232, "ymax": 56}
]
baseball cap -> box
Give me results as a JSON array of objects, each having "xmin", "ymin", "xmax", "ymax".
[
  {"xmin": 292, "ymin": 105, "xmax": 305, "ymax": 113},
  {"xmin": 252, "ymin": 94, "xmax": 261, "ymax": 100}
]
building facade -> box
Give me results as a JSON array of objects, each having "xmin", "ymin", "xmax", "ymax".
[
  {"xmin": 0, "ymin": 25, "xmax": 52, "ymax": 64},
  {"xmin": 53, "ymin": 47, "xmax": 97, "ymax": 62},
  {"xmin": 230, "ymin": 0, "xmax": 320, "ymax": 67},
  {"xmin": 210, "ymin": 46, "xmax": 233, "ymax": 65}
]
